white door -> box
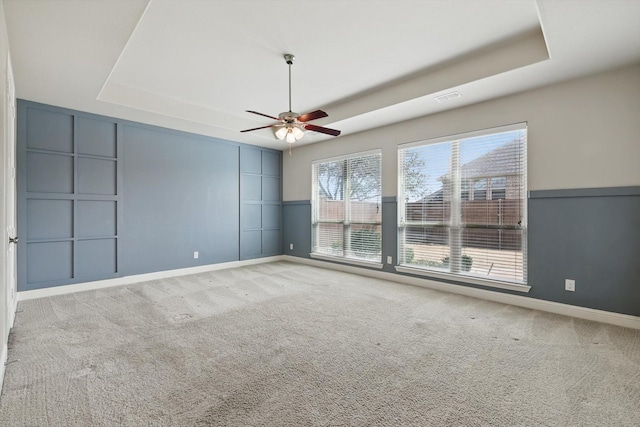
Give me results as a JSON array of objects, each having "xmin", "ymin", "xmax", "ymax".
[{"xmin": 5, "ymin": 53, "xmax": 16, "ymax": 327}]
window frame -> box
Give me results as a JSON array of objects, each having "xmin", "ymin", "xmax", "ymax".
[
  {"xmin": 396, "ymin": 123, "xmax": 530, "ymax": 292},
  {"xmin": 311, "ymin": 149, "xmax": 383, "ymax": 269}
]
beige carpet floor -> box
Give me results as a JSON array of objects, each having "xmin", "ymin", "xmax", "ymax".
[{"xmin": 1, "ymin": 261, "xmax": 639, "ymax": 426}]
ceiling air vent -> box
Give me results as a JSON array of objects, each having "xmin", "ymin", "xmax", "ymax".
[{"xmin": 435, "ymin": 91, "xmax": 461, "ymax": 103}]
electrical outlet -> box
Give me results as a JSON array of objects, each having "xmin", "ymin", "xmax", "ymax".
[
  {"xmin": 565, "ymin": 279, "xmax": 575, "ymax": 292},
  {"xmin": 193, "ymin": 251, "xmax": 199, "ymax": 259},
  {"xmin": 289, "ymin": 243, "xmax": 294, "ymax": 250},
  {"xmin": 387, "ymin": 256, "xmax": 392, "ymax": 264}
]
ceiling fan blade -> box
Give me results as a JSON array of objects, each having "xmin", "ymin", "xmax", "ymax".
[
  {"xmin": 304, "ymin": 124, "xmax": 341, "ymax": 137},
  {"xmin": 246, "ymin": 110, "xmax": 281, "ymax": 121},
  {"xmin": 240, "ymin": 124, "xmax": 277, "ymax": 133},
  {"xmin": 297, "ymin": 110, "xmax": 328, "ymax": 122}
]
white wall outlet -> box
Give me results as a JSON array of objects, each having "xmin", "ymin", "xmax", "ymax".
[
  {"xmin": 193, "ymin": 251, "xmax": 199, "ymax": 259},
  {"xmin": 289, "ymin": 243, "xmax": 294, "ymax": 250},
  {"xmin": 387, "ymin": 256, "xmax": 393, "ymax": 264},
  {"xmin": 565, "ymin": 279, "xmax": 575, "ymax": 292}
]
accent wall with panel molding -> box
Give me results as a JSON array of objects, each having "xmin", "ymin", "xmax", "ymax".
[{"xmin": 17, "ymin": 100, "xmax": 282, "ymax": 291}]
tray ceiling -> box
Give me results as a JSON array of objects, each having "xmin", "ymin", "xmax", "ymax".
[{"xmin": 4, "ymin": 0, "xmax": 640, "ymax": 149}]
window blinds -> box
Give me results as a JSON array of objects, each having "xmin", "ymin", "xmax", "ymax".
[
  {"xmin": 398, "ymin": 124, "xmax": 527, "ymax": 284},
  {"xmin": 312, "ymin": 150, "xmax": 382, "ymax": 263}
]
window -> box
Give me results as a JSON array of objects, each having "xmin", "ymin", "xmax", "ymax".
[
  {"xmin": 471, "ymin": 177, "xmax": 507, "ymax": 201},
  {"xmin": 473, "ymin": 179, "xmax": 488, "ymax": 200},
  {"xmin": 490, "ymin": 177, "xmax": 507, "ymax": 200},
  {"xmin": 312, "ymin": 150, "xmax": 382, "ymax": 266},
  {"xmin": 398, "ymin": 124, "xmax": 527, "ymax": 285}
]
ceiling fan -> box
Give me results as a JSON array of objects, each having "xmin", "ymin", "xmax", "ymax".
[{"xmin": 240, "ymin": 54, "xmax": 341, "ymax": 144}]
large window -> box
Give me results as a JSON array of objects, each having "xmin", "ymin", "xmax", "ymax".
[
  {"xmin": 398, "ymin": 124, "xmax": 527, "ymax": 285},
  {"xmin": 312, "ymin": 150, "xmax": 382, "ymax": 266}
]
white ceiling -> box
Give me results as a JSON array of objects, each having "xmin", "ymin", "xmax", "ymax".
[{"xmin": 4, "ymin": 0, "xmax": 640, "ymax": 150}]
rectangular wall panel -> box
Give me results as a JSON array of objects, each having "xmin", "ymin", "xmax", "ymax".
[
  {"xmin": 26, "ymin": 199, "xmax": 73, "ymax": 240},
  {"xmin": 262, "ymin": 150, "xmax": 280, "ymax": 176},
  {"xmin": 77, "ymin": 116, "xmax": 117, "ymax": 158},
  {"xmin": 262, "ymin": 229, "xmax": 281, "ymax": 256},
  {"xmin": 77, "ymin": 200, "xmax": 116, "ymax": 237},
  {"xmin": 262, "ymin": 204, "xmax": 281, "ymax": 229},
  {"xmin": 26, "ymin": 241, "xmax": 73, "ymax": 284},
  {"xmin": 241, "ymin": 230, "xmax": 262, "ymax": 258},
  {"xmin": 242, "ymin": 204, "xmax": 262, "ymax": 230},
  {"xmin": 27, "ymin": 152, "xmax": 73, "ymax": 193},
  {"xmin": 241, "ymin": 147, "xmax": 262, "ymax": 174},
  {"xmin": 240, "ymin": 146, "xmax": 282, "ymax": 260},
  {"xmin": 18, "ymin": 101, "xmax": 120, "ymax": 291},
  {"xmin": 241, "ymin": 175, "xmax": 262, "ymax": 201},
  {"xmin": 77, "ymin": 158, "xmax": 117, "ymax": 195},
  {"xmin": 76, "ymin": 239, "xmax": 117, "ymax": 278},
  {"xmin": 262, "ymin": 176, "xmax": 281, "ymax": 201},
  {"xmin": 26, "ymin": 108, "xmax": 73, "ymax": 153}
]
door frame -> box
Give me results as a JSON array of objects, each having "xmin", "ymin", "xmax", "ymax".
[{"xmin": 5, "ymin": 52, "xmax": 17, "ymax": 329}]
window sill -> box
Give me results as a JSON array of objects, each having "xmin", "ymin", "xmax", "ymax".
[
  {"xmin": 310, "ymin": 253, "xmax": 384, "ymax": 270},
  {"xmin": 394, "ymin": 265, "xmax": 531, "ymax": 293}
]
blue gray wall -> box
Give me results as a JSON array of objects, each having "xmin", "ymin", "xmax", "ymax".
[
  {"xmin": 16, "ymin": 101, "xmax": 639, "ymax": 317},
  {"xmin": 240, "ymin": 146, "xmax": 282, "ymax": 260},
  {"xmin": 17, "ymin": 100, "xmax": 282, "ymax": 291},
  {"xmin": 527, "ymin": 188, "xmax": 640, "ymax": 316},
  {"xmin": 282, "ymin": 189, "xmax": 640, "ymax": 317},
  {"xmin": 282, "ymin": 201, "xmax": 311, "ymax": 259}
]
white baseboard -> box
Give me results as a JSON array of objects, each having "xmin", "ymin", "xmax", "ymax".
[
  {"xmin": 17, "ymin": 256, "xmax": 285, "ymax": 301},
  {"xmin": 9, "ymin": 292, "xmax": 17, "ymax": 328},
  {"xmin": 15, "ymin": 254, "xmax": 640, "ymax": 330},
  {"xmin": 2, "ymin": 291, "xmax": 18, "ymax": 397},
  {"xmin": 283, "ymin": 255, "xmax": 640, "ymax": 330},
  {"xmin": 0, "ymin": 342, "xmax": 6, "ymax": 397}
]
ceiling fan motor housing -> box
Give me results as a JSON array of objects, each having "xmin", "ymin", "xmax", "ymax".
[{"xmin": 279, "ymin": 111, "xmax": 299, "ymax": 123}]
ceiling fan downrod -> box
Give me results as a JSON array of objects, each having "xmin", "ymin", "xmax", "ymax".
[{"xmin": 284, "ymin": 54, "xmax": 295, "ymax": 113}]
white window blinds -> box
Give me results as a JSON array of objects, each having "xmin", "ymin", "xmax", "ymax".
[
  {"xmin": 398, "ymin": 124, "xmax": 527, "ymax": 284},
  {"xmin": 312, "ymin": 150, "xmax": 382, "ymax": 263}
]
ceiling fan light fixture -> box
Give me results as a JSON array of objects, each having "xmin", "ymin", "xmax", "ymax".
[
  {"xmin": 285, "ymin": 130, "xmax": 297, "ymax": 144},
  {"xmin": 276, "ymin": 124, "xmax": 304, "ymax": 143},
  {"xmin": 292, "ymin": 126, "xmax": 304, "ymax": 140},
  {"xmin": 275, "ymin": 126, "xmax": 288, "ymax": 140}
]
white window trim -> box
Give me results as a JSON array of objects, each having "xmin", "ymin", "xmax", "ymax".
[
  {"xmin": 311, "ymin": 148, "xmax": 382, "ymax": 165},
  {"xmin": 397, "ymin": 123, "xmax": 528, "ymax": 287},
  {"xmin": 394, "ymin": 265, "xmax": 531, "ymax": 293},
  {"xmin": 311, "ymin": 149, "xmax": 383, "ymax": 267},
  {"xmin": 398, "ymin": 122, "xmax": 526, "ymax": 150},
  {"xmin": 310, "ymin": 253, "xmax": 384, "ymax": 269}
]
